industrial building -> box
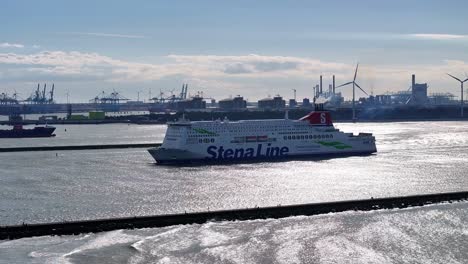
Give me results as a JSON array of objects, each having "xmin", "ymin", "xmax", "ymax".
[
  {"xmin": 428, "ymin": 93, "xmax": 456, "ymax": 105},
  {"xmin": 176, "ymin": 95, "xmax": 206, "ymax": 111},
  {"xmin": 288, "ymin": 99, "xmax": 297, "ymax": 108},
  {"xmin": 358, "ymin": 73, "xmax": 458, "ymax": 107},
  {"xmin": 408, "ymin": 74, "xmax": 428, "ymax": 105},
  {"xmin": 258, "ymin": 96, "xmax": 286, "ymax": 109},
  {"xmin": 218, "ymin": 96, "xmax": 247, "ymax": 110},
  {"xmin": 313, "ymin": 75, "xmax": 344, "ymax": 107},
  {"xmin": 302, "ymin": 98, "xmax": 311, "ymax": 108}
]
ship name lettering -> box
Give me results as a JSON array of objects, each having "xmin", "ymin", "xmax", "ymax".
[
  {"xmin": 320, "ymin": 113, "xmax": 326, "ymax": 123},
  {"xmin": 207, "ymin": 144, "xmax": 289, "ymax": 159}
]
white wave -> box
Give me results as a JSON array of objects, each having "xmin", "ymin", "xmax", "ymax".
[
  {"xmin": 130, "ymin": 225, "xmax": 191, "ymax": 252},
  {"xmin": 62, "ymin": 230, "xmax": 141, "ymax": 257}
]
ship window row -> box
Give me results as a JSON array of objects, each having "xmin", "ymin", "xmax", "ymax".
[
  {"xmin": 189, "ymin": 130, "xmax": 310, "ymax": 134},
  {"xmin": 189, "ymin": 135, "xmax": 215, "ymax": 138},
  {"xmin": 190, "ymin": 127, "xmax": 308, "ymax": 132},
  {"xmin": 197, "ymin": 127, "xmax": 300, "ymax": 130},
  {"xmin": 278, "ymin": 131, "xmax": 310, "ymax": 135},
  {"xmin": 198, "ymin": 138, "xmax": 215, "ymax": 143},
  {"xmin": 284, "ymin": 134, "xmax": 334, "ymax": 140}
]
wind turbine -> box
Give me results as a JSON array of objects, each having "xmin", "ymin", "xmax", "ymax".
[
  {"xmin": 447, "ymin": 73, "xmax": 468, "ymax": 117},
  {"xmin": 336, "ymin": 63, "xmax": 368, "ymax": 121}
]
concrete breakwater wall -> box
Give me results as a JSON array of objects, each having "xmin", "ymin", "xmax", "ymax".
[
  {"xmin": 1, "ymin": 191, "xmax": 467, "ymax": 240},
  {"xmin": 0, "ymin": 143, "xmax": 162, "ymax": 152}
]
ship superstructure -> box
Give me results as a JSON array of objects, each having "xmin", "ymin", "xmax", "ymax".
[{"xmin": 148, "ymin": 108, "xmax": 376, "ymax": 164}]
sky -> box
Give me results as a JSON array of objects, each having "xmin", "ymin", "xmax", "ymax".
[{"xmin": 1, "ymin": 0, "xmax": 468, "ymax": 103}]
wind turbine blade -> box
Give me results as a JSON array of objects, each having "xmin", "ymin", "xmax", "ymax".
[
  {"xmin": 336, "ymin": 81, "xmax": 353, "ymax": 88},
  {"xmin": 463, "ymin": 78, "xmax": 468, "ymax": 83},
  {"xmin": 447, "ymin": 73, "xmax": 462, "ymax": 82},
  {"xmin": 354, "ymin": 83, "xmax": 368, "ymax": 96},
  {"xmin": 353, "ymin": 63, "xmax": 359, "ymax": 81}
]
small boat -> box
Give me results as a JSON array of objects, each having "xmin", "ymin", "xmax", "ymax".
[{"xmin": 0, "ymin": 124, "xmax": 56, "ymax": 138}]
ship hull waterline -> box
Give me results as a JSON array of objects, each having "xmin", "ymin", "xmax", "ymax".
[{"xmin": 148, "ymin": 147, "xmax": 377, "ymax": 165}]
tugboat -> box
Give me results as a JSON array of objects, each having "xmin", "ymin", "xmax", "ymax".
[{"xmin": 0, "ymin": 124, "xmax": 56, "ymax": 138}]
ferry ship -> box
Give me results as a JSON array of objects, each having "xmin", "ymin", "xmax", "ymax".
[{"xmin": 148, "ymin": 107, "xmax": 376, "ymax": 164}]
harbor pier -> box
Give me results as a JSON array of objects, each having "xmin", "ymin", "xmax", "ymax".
[{"xmin": 1, "ymin": 191, "xmax": 467, "ymax": 240}]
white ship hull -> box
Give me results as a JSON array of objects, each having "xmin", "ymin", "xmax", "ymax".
[{"xmin": 148, "ymin": 110, "xmax": 376, "ymax": 164}]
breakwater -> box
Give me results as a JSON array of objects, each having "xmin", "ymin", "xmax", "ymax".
[
  {"xmin": 0, "ymin": 143, "xmax": 162, "ymax": 152},
  {"xmin": 1, "ymin": 191, "xmax": 467, "ymax": 240}
]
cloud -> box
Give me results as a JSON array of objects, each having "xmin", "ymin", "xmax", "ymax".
[
  {"xmin": 0, "ymin": 51, "xmax": 350, "ymax": 83},
  {"xmin": 302, "ymin": 32, "xmax": 468, "ymax": 42},
  {"xmin": 67, "ymin": 32, "xmax": 147, "ymax": 39},
  {"xmin": 407, "ymin": 34, "xmax": 468, "ymax": 40},
  {"xmin": 0, "ymin": 51, "xmax": 192, "ymax": 83},
  {"xmin": 0, "ymin": 42, "xmax": 24, "ymax": 48},
  {"xmin": 254, "ymin": 61, "xmax": 299, "ymax": 72},
  {"xmin": 1, "ymin": 50, "xmax": 468, "ymax": 101},
  {"xmin": 224, "ymin": 63, "xmax": 253, "ymax": 74},
  {"xmin": 168, "ymin": 54, "xmax": 349, "ymax": 78}
]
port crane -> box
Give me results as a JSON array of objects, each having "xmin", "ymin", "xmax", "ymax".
[
  {"xmin": 89, "ymin": 90, "xmax": 130, "ymax": 104},
  {"xmin": 150, "ymin": 83, "xmax": 189, "ymax": 104},
  {"xmin": 25, "ymin": 83, "xmax": 55, "ymax": 104},
  {"xmin": 0, "ymin": 92, "xmax": 19, "ymax": 105}
]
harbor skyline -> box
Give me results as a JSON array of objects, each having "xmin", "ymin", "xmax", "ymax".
[{"xmin": 1, "ymin": 0, "xmax": 468, "ymax": 102}]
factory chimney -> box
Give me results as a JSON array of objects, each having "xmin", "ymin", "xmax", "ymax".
[
  {"xmin": 320, "ymin": 75, "xmax": 323, "ymax": 94},
  {"xmin": 332, "ymin": 75, "xmax": 335, "ymax": 94},
  {"xmin": 412, "ymin": 74, "xmax": 416, "ymax": 89}
]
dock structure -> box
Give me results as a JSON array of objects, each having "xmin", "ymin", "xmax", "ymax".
[
  {"xmin": 0, "ymin": 143, "xmax": 162, "ymax": 152},
  {"xmin": 1, "ymin": 191, "xmax": 467, "ymax": 240}
]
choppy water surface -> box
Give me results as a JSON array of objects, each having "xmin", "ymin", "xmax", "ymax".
[{"xmin": 1, "ymin": 121, "xmax": 468, "ymax": 263}]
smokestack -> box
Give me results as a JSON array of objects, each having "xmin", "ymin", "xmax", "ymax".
[
  {"xmin": 412, "ymin": 74, "xmax": 415, "ymax": 88},
  {"xmin": 329, "ymin": 84, "xmax": 332, "ymax": 94},
  {"xmin": 313, "ymin": 86, "xmax": 316, "ymax": 101},
  {"xmin": 320, "ymin": 75, "xmax": 323, "ymax": 94},
  {"xmin": 332, "ymin": 75, "xmax": 335, "ymax": 94}
]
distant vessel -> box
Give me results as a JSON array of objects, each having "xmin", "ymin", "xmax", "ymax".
[
  {"xmin": 148, "ymin": 106, "xmax": 377, "ymax": 164},
  {"xmin": 0, "ymin": 124, "xmax": 56, "ymax": 138}
]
